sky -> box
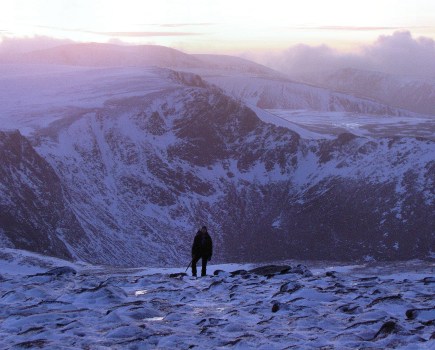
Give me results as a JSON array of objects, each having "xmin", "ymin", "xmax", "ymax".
[
  {"xmin": 1, "ymin": 0, "xmax": 435, "ymax": 54},
  {"xmin": 1, "ymin": 0, "xmax": 435, "ymax": 78}
]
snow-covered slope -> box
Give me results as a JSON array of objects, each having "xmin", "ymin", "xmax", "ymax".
[
  {"xmin": 0, "ymin": 249, "xmax": 434, "ymax": 349},
  {"xmin": 0, "ymin": 64, "xmax": 189, "ymax": 135},
  {"xmin": 301, "ymin": 68, "xmax": 435, "ymax": 116},
  {"xmin": 1, "ymin": 43, "xmax": 423, "ymax": 120},
  {"xmin": 185, "ymin": 66, "xmax": 418, "ymax": 117}
]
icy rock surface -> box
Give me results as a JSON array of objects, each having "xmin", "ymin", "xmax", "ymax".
[{"xmin": 0, "ymin": 259, "xmax": 434, "ymax": 349}]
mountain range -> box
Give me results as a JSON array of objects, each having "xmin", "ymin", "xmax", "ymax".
[{"xmin": 0, "ymin": 43, "xmax": 433, "ymax": 266}]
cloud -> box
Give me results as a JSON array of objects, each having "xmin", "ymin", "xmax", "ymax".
[
  {"xmin": 31, "ymin": 25, "xmax": 204, "ymax": 38},
  {"xmin": 364, "ymin": 31, "xmax": 435, "ymax": 76},
  {"xmin": 157, "ymin": 23, "xmax": 215, "ymax": 28},
  {"xmin": 95, "ymin": 31, "xmax": 202, "ymax": 37},
  {"xmin": 296, "ymin": 26, "xmax": 409, "ymax": 32},
  {"xmin": 250, "ymin": 31, "xmax": 435, "ymax": 78},
  {"xmin": 272, "ymin": 45, "xmax": 363, "ymax": 74},
  {"xmin": 293, "ymin": 26, "xmax": 435, "ymax": 32}
]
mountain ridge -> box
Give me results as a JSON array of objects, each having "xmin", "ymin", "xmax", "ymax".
[
  {"xmin": 2, "ymin": 68, "xmax": 430, "ymax": 265},
  {"xmin": 0, "ymin": 50, "xmax": 433, "ymax": 266},
  {"xmin": 2, "ymin": 42, "xmax": 206, "ymax": 68}
]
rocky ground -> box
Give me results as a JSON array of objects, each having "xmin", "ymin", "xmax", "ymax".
[{"xmin": 0, "ymin": 253, "xmax": 433, "ymax": 349}]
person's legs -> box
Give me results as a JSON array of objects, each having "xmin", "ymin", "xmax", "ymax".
[
  {"xmin": 201, "ymin": 257, "xmax": 208, "ymax": 276},
  {"xmin": 191, "ymin": 255, "xmax": 201, "ymax": 277}
]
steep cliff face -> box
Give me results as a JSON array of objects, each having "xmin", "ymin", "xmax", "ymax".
[
  {"xmin": 0, "ymin": 130, "xmax": 90, "ymax": 260},
  {"xmin": 1, "ymin": 66, "xmax": 433, "ymax": 266}
]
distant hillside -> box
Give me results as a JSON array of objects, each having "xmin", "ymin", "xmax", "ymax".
[
  {"xmin": 2, "ymin": 42, "xmax": 206, "ymax": 68},
  {"xmin": 192, "ymin": 54, "xmax": 282, "ymax": 76},
  {"xmin": 301, "ymin": 68, "xmax": 435, "ymax": 116}
]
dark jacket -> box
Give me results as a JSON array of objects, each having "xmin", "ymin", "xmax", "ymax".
[{"xmin": 192, "ymin": 230, "xmax": 213, "ymax": 259}]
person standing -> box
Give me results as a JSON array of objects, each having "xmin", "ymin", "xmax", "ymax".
[{"xmin": 191, "ymin": 226, "xmax": 213, "ymax": 277}]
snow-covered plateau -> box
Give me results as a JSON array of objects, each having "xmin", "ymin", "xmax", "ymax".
[
  {"xmin": 0, "ymin": 249, "xmax": 433, "ymax": 349},
  {"xmin": 0, "ymin": 44, "xmax": 434, "ymax": 267}
]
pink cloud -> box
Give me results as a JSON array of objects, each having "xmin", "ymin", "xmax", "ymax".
[{"xmin": 364, "ymin": 31, "xmax": 435, "ymax": 76}]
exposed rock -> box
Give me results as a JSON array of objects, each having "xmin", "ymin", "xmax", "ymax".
[
  {"xmin": 213, "ymin": 270, "xmax": 226, "ymax": 276},
  {"xmin": 406, "ymin": 307, "xmax": 435, "ymax": 323},
  {"xmin": 423, "ymin": 277, "xmax": 435, "ymax": 285},
  {"xmin": 230, "ymin": 270, "xmax": 248, "ymax": 276},
  {"xmin": 373, "ymin": 321, "xmax": 401, "ymax": 340},
  {"xmin": 290, "ymin": 264, "xmax": 313, "ymax": 277},
  {"xmin": 368, "ymin": 294, "xmax": 403, "ymax": 307},
  {"xmin": 14, "ymin": 339, "xmax": 48, "ymax": 349},
  {"xmin": 336, "ymin": 304, "xmax": 361, "ymax": 314},
  {"xmin": 249, "ymin": 265, "xmax": 291, "ymax": 276},
  {"xmin": 277, "ymin": 282, "xmax": 302, "ymax": 295},
  {"xmin": 46, "ymin": 266, "xmax": 77, "ymax": 276},
  {"xmin": 271, "ymin": 302, "xmax": 280, "ymax": 313}
]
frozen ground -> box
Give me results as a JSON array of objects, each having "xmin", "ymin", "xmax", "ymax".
[{"xmin": 0, "ymin": 249, "xmax": 433, "ymax": 349}]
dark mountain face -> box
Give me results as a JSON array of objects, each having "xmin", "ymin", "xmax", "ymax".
[
  {"xmin": 0, "ymin": 130, "xmax": 90, "ymax": 260},
  {"xmin": 221, "ymin": 176, "xmax": 434, "ymax": 262},
  {"xmin": 0, "ymin": 69, "xmax": 433, "ymax": 266},
  {"xmin": 219, "ymin": 131, "xmax": 434, "ymax": 262}
]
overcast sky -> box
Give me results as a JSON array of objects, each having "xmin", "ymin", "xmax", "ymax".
[{"xmin": 1, "ymin": 0, "xmax": 435, "ymax": 53}]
